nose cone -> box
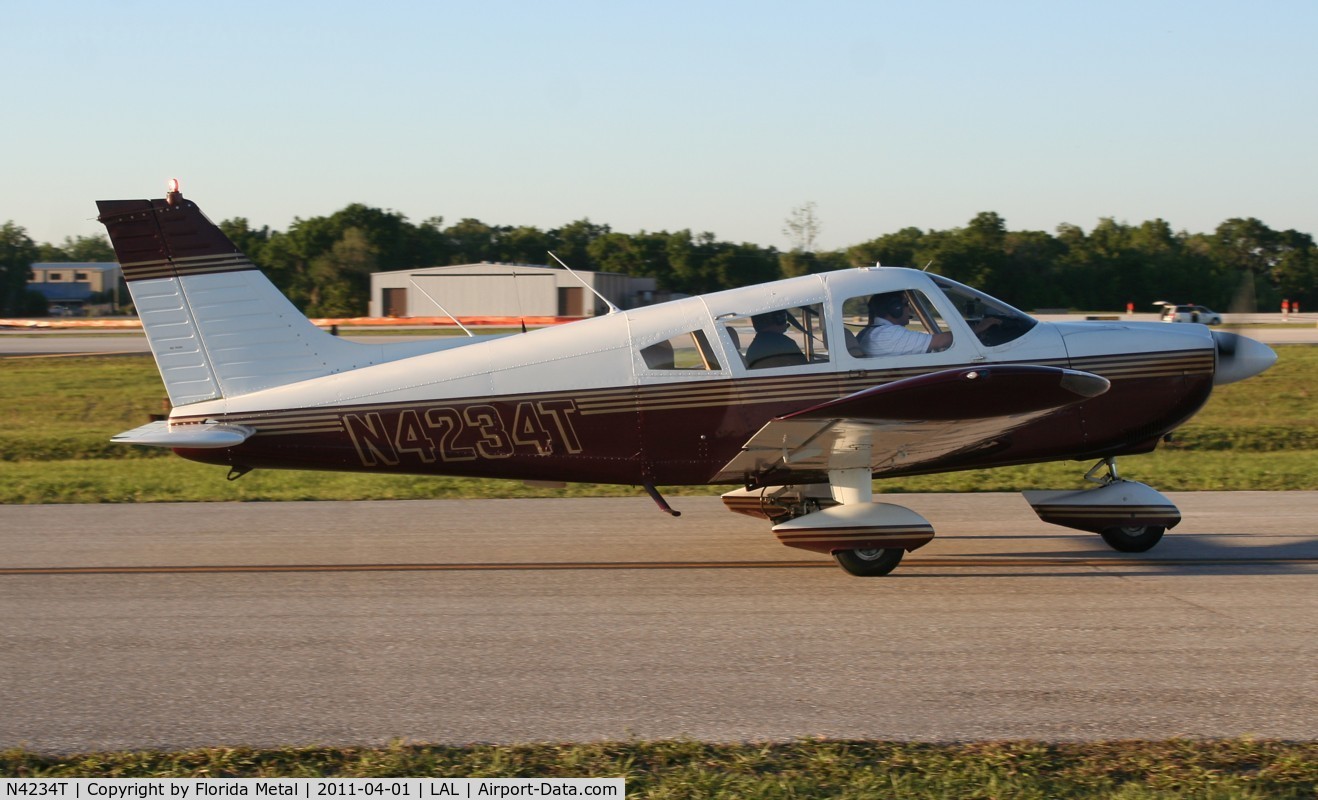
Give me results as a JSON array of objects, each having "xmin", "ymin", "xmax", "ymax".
[{"xmin": 1212, "ymin": 330, "xmax": 1278, "ymax": 385}]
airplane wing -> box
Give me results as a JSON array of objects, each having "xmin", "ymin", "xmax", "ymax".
[
  {"xmin": 112, "ymin": 420, "xmax": 255, "ymax": 449},
  {"xmin": 713, "ymin": 365, "xmax": 1109, "ymax": 483}
]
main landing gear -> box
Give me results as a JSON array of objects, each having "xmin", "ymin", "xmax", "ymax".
[
  {"xmin": 722, "ymin": 457, "xmax": 1181, "ymax": 575},
  {"xmin": 722, "ymin": 468, "xmax": 935, "ymax": 577},
  {"xmin": 1023, "ymin": 457, "xmax": 1181, "ymax": 553}
]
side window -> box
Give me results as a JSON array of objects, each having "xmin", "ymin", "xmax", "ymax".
[
  {"xmin": 844, "ymin": 290, "xmax": 951, "ymax": 358},
  {"xmin": 639, "ymin": 329, "xmax": 722, "ymax": 371},
  {"xmin": 724, "ymin": 303, "xmax": 829, "ymax": 370}
]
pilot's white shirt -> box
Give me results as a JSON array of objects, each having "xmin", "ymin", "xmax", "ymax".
[{"xmin": 857, "ymin": 318, "xmax": 932, "ymax": 356}]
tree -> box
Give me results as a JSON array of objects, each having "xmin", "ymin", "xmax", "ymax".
[
  {"xmin": 500, "ymin": 225, "xmax": 554, "ymax": 265},
  {"xmin": 415, "ymin": 216, "xmax": 451, "ymax": 266},
  {"xmin": 549, "ymin": 219, "xmax": 610, "ymax": 271},
  {"xmin": 1, "ymin": 222, "xmax": 38, "ymax": 315},
  {"xmin": 1209, "ymin": 218, "xmax": 1318, "ymax": 309},
  {"xmin": 65, "ymin": 234, "xmax": 115, "ymax": 262},
  {"xmin": 444, "ymin": 218, "xmax": 502, "ymax": 264},
  {"xmin": 779, "ymin": 249, "xmax": 818, "ymax": 278},
  {"xmin": 305, "ymin": 227, "xmax": 378, "ymax": 317},
  {"xmin": 847, "ymin": 227, "xmax": 926, "ymax": 268},
  {"xmin": 663, "ymin": 230, "xmax": 714, "ymax": 294},
  {"xmin": 328, "ymin": 204, "xmax": 426, "ymax": 269},
  {"xmin": 33, "ymin": 234, "xmax": 114, "ymax": 262},
  {"xmin": 15, "ymin": 198, "xmax": 1314, "ymax": 315},
  {"xmin": 783, "ymin": 201, "xmax": 822, "ymax": 254},
  {"xmin": 1273, "ymin": 243, "xmax": 1316, "ymax": 308},
  {"xmin": 1212, "ymin": 218, "xmax": 1280, "ymax": 275},
  {"xmin": 780, "ymin": 248, "xmax": 849, "ymax": 278},
  {"xmin": 1000, "ymin": 230, "xmax": 1067, "ymax": 310},
  {"xmin": 713, "ymin": 243, "xmax": 781, "ymax": 288},
  {"xmin": 587, "ymin": 231, "xmax": 670, "ymax": 280},
  {"xmin": 219, "ymin": 218, "xmax": 271, "ymax": 263}
]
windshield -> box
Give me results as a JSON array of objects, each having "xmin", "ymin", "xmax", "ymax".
[{"xmin": 931, "ymin": 276, "xmax": 1037, "ymax": 347}]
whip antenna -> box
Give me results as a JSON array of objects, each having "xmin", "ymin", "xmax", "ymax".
[
  {"xmin": 548, "ymin": 251, "xmax": 620, "ymax": 315},
  {"xmin": 409, "ymin": 279, "xmax": 475, "ymax": 337}
]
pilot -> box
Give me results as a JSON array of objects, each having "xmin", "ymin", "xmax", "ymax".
[
  {"xmin": 745, "ymin": 310, "xmax": 807, "ymax": 369},
  {"xmin": 858, "ymin": 292, "xmax": 1000, "ymax": 356}
]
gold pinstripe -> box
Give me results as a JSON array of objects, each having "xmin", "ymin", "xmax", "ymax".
[
  {"xmin": 121, "ymin": 254, "xmax": 256, "ymax": 281},
  {"xmin": 1032, "ymin": 505, "xmax": 1179, "ymax": 519},
  {"xmin": 170, "ymin": 349, "xmax": 1214, "ymax": 436}
]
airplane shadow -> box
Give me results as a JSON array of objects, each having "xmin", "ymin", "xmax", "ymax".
[{"xmin": 933, "ymin": 533, "xmax": 1318, "ymax": 577}]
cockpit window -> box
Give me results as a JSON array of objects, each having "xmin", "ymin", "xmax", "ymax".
[
  {"xmin": 724, "ymin": 303, "xmax": 829, "ymax": 370},
  {"xmin": 639, "ymin": 329, "xmax": 722, "ymax": 371},
  {"xmin": 931, "ymin": 276, "xmax": 1037, "ymax": 347},
  {"xmin": 843, "ymin": 290, "xmax": 951, "ymax": 357}
]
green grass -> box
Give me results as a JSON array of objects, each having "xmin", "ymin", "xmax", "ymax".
[
  {"xmin": 3, "ymin": 355, "xmax": 1315, "ymax": 789},
  {"xmin": 3, "ymin": 739, "xmax": 1316, "ymax": 796},
  {"xmin": 1, "ymin": 348, "xmax": 1314, "ymax": 503}
]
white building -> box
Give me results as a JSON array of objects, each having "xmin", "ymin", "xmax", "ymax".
[{"xmin": 369, "ymin": 262, "xmax": 659, "ymax": 319}]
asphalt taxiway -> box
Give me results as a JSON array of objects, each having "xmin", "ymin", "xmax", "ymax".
[{"xmin": 1, "ymin": 492, "xmax": 1315, "ymax": 754}]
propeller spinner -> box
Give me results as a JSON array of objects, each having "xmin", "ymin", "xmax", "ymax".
[{"xmin": 1211, "ymin": 330, "xmax": 1277, "ymax": 385}]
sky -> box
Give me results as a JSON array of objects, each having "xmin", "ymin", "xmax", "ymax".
[{"xmin": 3, "ymin": 0, "xmax": 1316, "ymax": 253}]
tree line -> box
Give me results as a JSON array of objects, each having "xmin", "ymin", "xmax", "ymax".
[{"xmin": 2, "ymin": 206, "xmax": 1313, "ymax": 317}]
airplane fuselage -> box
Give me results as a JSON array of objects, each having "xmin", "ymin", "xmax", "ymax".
[{"xmin": 166, "ymin": 269, "xmax": 1217, "ymax": 488}]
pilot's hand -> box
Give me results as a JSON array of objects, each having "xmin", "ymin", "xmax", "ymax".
[{"xmin": 972, "ymin": 316, "xmax": 1004, "ymax": 334}]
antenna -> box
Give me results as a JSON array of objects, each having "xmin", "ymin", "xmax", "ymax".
[
  {"xmin": 922, "ymin": 260, "xmax": 934, "ymax": 272},
  {"xmin": 510, "ymin": 263, "xmax": 528, "ymax": 334},
  {"xmin": 548, "ymin": 251, "xmax": 621, "ymax": 315},
  {"xmin": 409, "ymin": 279, "xmax": 475, "ymax": 337}
]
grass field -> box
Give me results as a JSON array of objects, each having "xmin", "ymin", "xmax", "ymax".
[
  {"xmin": 3, "ymin": 353, "xmax": 1315, "ymax": 788},
  {"xmin": 3, "ymin": 739, "xmax": 1317, "ymax": 796},
  {"xmin": 1, "ymin": 348, "xmax": 1314, "ymax": 503}
]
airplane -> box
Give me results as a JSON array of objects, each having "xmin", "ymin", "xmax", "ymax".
[{"xmin": 97, "ymin": 183, "xmax": 1278, "ymax": 576}]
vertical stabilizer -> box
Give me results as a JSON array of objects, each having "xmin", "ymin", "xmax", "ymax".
[{"xmin": 97, "ymin": 186, "xmax": 359, "ymax": 406}]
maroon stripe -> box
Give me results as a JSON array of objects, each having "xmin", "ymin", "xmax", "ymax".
[{"xmin": 97, "ymin": 197, "xmax": 250, "ymax": 282}]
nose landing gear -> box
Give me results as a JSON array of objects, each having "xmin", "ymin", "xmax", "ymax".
[{"xmin": 1023, "ymin": 457, "xmax": 1180, "ymax": 553}]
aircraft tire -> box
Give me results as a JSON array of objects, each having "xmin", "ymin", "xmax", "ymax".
[
  {"xmin": 833, "ymin": 547, "xmax": 904, "ymax": 577},
  {"xmin": 1099, "ymin": 525, "xmax": 1166, "ymax": 553}
]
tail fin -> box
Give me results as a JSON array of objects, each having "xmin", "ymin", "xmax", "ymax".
[{"xmin": 97, "ymin": 185, "xmax": 360, "ymax": 407}]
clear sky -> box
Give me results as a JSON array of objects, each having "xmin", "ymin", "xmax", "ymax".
[{"xmin": 3, "ymin": 0, "xmax": 1315, "ymax": 252}]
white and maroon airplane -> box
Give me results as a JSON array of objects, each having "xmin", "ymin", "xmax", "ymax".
[{"xmin": 98, "ymin": 183, "xmax": 1277, "ymax": 576}]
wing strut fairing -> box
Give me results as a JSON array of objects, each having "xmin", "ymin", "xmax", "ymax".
[{"xmin": 716, "ymin": 364, "xmax": 1110, "ymax": 486}]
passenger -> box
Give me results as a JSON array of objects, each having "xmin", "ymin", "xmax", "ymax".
[
  {"xmin": 858, "ymin": 291, "xmax": 999, "ymax": 356},
  {"xmin": 745, "ymin": 310, "xmax": 807, "ymax": 369}
]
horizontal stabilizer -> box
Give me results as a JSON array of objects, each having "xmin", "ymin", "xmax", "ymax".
[{"xmin": 112, "ymin": 420, "xmax": 254, "ymax": 449}]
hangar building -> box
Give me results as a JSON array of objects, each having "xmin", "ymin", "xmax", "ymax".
[{"xmin": 369, "ymin": 263, "xmax": 659, "ymax": 319}]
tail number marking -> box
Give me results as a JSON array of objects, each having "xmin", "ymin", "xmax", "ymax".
[{"xmin": 344, "ymin": 401, "xmax": 582, "ymax": 468}]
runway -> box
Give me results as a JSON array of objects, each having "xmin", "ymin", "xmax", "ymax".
[{"xmin": 1, "ymin": 492, "xmax": 1315, "ymax": 754}]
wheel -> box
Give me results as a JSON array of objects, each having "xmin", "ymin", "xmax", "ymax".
[
  {"xmin": 1100, "ymin": 525, "xmax": 1165, "ymax": 553},
  {"xmin": 833, "ymin": 547, "xmax": 904, "ymax": 577}
]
